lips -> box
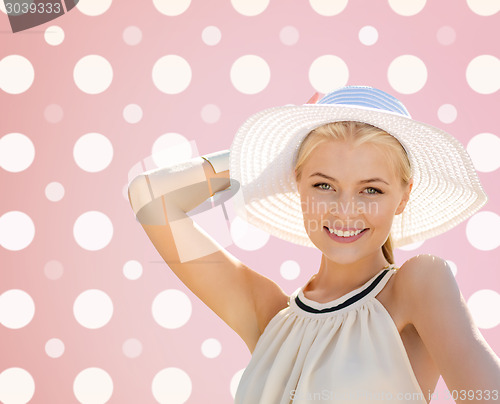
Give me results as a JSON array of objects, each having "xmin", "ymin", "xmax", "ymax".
[{"xmin": 324, "ymin": 226, "xmax": 368, "ymax": 243}]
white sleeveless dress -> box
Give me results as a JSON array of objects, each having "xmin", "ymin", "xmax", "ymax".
[{"xmin": 234, "ymin": 265, "xmax": 427, "ymax": 403}]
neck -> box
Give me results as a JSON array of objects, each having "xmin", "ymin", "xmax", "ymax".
[{"xmin": 306, "ymin": 251, "xmax": 391, "ymax": 297}]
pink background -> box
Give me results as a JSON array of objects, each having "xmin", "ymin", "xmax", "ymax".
[{"xmin": 1, "ymin": 0, "xmax": 499, "ymax": 403}]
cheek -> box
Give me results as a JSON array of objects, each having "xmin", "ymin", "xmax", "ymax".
[{"xmin": 300, "ymin": 193, "xmax": 330, "ymax": 217}]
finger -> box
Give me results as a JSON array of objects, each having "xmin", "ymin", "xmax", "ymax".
[{"xmin": 305, "ymin": 92, "xmax": 320, "ymax": 104}]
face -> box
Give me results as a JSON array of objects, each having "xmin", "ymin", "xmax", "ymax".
[{"xmin": 295, "ymin": 140, "xmax": 412, "ymax": 265}]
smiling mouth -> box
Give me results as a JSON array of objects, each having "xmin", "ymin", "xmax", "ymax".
[{"xmin": 324, "ymin": 227, "xmax": 368, "ymax": 238}]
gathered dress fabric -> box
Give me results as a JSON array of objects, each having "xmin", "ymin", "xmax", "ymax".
[{"xmin": 234, "ymin": 265, "xmax": 427, "ymax": 403}]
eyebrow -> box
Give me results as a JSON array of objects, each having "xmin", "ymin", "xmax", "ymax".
[{"xmin": 309, "ymin": 172, "xmax": 390, "ymax": 185}]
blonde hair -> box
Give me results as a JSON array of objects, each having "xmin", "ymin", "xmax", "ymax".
[{"xmin": 294, "ymin": 121, "xmax": 412, "ymax": 264}]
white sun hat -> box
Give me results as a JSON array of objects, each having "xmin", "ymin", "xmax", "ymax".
[{"xmin": 228, "ymin": 86, "xmax": 488, "ymax": 248}]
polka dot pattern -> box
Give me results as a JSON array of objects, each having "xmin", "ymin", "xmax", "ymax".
[
  {"xmin": 152, "ymin": 55, "xmax": 192, "ymax": 94},
  {"xmin": 467, "ymin": 133, "xmax": 500, "ymax": 172},
  {"xmin": 0, "ymin": 368, "xmax": 35, "ymax": 404},
  {"xmin": 73, "ymin": 133, "xmax": 113, "ymax": 173},
  {"xmin": 2, "ymin": 2, "xmax": 499, "ymax": 402},
  {"xmin": 73, "ymin": 367, "xmax": 113, "ymax": 404},
  {"xmin": 0, "ymin": 211, "xmax": 36, "ymax": 251},
  {"xmin": 73, "ymin": 211, "xmax": 114, "ymax": 251},
  {"xmin": 309, "ymin": 55, "xmax": 349, "ymax": 93},
  {"xmin": 152, "ymin": 368, "xmax": 192, "ymax": 403},
  {"xmin": 230, "ymin": 55, "xmax": 271, "ymax": 94},
  {"xmin": 466, "ymin": 211, "xmax": 500, "ymax": 251},
  {"xmin": 152, "ymin": 289, "xmax": 192, "ymax": 329},
  {"xmin": 73, "ymin": 55, "xmax": 113, "ymax": 94},
  {"xmin": 388, "ymin": 55, "xmax": 427, "ymax": 94},
  {"xmin": 0, "ymin": 133, "xmax": 35, "ymax": 172},
  {"xmin": 0, "ymin": 55, "xmax": 35, "ymax": 94},
  {"xmin": 73, "ymin": 289, "xmax": 114, "ymax": 329},
  {"xmin": 467, "ymin": 289, "xmax": 500, "ymax": 329},
  {"xmin": 0, "ymin": 289, "xmax": 35, "ymax": 329},
  {"xmin": 466, "ymin": 55, "xmax": 500, "ymax": 94}
]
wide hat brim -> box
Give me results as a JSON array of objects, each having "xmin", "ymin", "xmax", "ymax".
[{"xmin": 229, "ymin": 103, "xmax": 488, "ymax": 248}]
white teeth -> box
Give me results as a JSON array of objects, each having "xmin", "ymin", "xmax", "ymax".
[{"xmin": 328, "ymin": 228, "xmax": 364, "ymax": 237}]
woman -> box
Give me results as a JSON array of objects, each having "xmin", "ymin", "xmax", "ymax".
[{"xmin": 128, "ymin": 86, "xmax": 500, "ymax": 403}]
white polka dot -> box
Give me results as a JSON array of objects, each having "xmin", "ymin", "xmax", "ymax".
[
  {"xmin": 73, "ymin": 211, "xmax": 113, "ymax": 251},
  {"xmin": 280, "ymin": 260, "xmax": 301, "ymax": 280},
  {"xmin": 73, "ymin": 55, "xmax": 113, "ymax": 94},
  {"xmin": 73, "ymin": 367, "xmax": 113, "ymax": 404},
  {"xmin": 152, "ymin": 133, "xmax": 192, "ymax": 167},
  {"xmin": 396, "ymin": 240, "xmax": 425, "ymax": 251},
  {"xmin": 466, "ymin": 211, "xmax": 500, "ymax": 251},
  {"xmin": 359, "ymin": 25, "xmax": 378, "ymax": 46},
  {"xmin": 436, "ymin": 26, "xmax": 456, "ymax": 45},
  {"xmin": 0, "ymin": 290, "xmax": 35, "ymax": 329},
  {"xmin": 123, "ymin": 260, "xmax": 143, "ymax": 280},
  {"xmin": 73, "ymin": 133, "xmax": 113, "ymax": 173},
  {"xmin": 152, "ymin": 368, "xmax": 191, "ymax": 403},
  {"xmin": 388, "ymin": 0, "xmax": 427, "ymax": 16},
  {"xmin": 152, "ymin": 289, "xmax": 192, "ymax": 329},
  {"xmin": 466, "ymin": 0, "xmax": 500, "ymax": 16},
  {"xmin": 73, "ymin": 289, "xmax": 113, "ymax": 329},
  {"xmin": 230, "ymin": 216, "xmax": 270, "ymax": 251},
  {"xmin": 153, "ymin": 0, "xmax": 191, "ymax": 16},
  {"xmin": 467, "ymin": 133, "xmax": 500, "ymax": 172},
  {"xmin": 467, "ymin": 289, "xmax": 500, "ymax": 329},
  {"xmin": 0, "ymin": 55, "xmax": 34, "ymax": 94},
  {"xmin": 231, "ymin": 0, "xmax": 269, "ymax": 16},
  {"xmin": 309, "ymin": 0, "xmax": 348, "ymax": 16},
  {"xmin": 230, "ymin": 55, "xmax": 270, "ymax": 95},
  {"xmin": 123, "ymin": 26, "xmax": 142, "ymax": 46},
  {"xmin": 76, "ymin": 0, "xmax": 112, "ymax": 16},
  {"xmin": 309, "ymin": 55, "xmax": 349, "ymax": 94},
  {"xmin": 466, "ymin": 55, "xmax": 500, "ymax": 94},
  {"xmin": 45, "ymin": 338, "xmax": 65, "ymax": 358},
  {"xmin": 0, "ymin": 368, "xmax": 35, "ymax": 404},
  {"xmin": 44, "ymin": 25, "xmax": 64, "ymax": 46},
  {"xmin": 0, "ymin": 133, "xmax": 35, "ymax": 172},
  {"xmin": 437, "ymin": 104, "xmax": 457, "ymax": 124},
  {"xmin": 45, "ymin": 182, "xmax": 65, "ymax": 202},
  {"xmin": 201, "ymin": 338, "xmax": 222, "ymax": 358},
  {"xmin": 122, "ymin": 338, "xmax": 142, "ymax": 358},
  {"xmin": 0, "ymin": 211, "xmax": 35, "ymax": 251},
  {"xmin": 446, "ymin": 260, "xmax": 457, "ymax": 276},
  {"xmin": 44, "ymin": 104, "xmax": 64, "ymax": 123},
  {"xmin": 152, "ymin": 55, "xmax": 192, "ymax": 94},
  {"xmin": 44, "ymin": 260, "xmax": 64, "ymax": 280},
  {"xmin": 279, "ymin": 26, "xmax": 299, "ymax": 45},
  {"xmin": 388, "ymin": 55, "xmax": 427, "ymax": 94},
  {"xmin": 201, "ymin": 104, "xmax": 221, "ymax": 123},
  {"xmin": 230, "ymin": 368, "xmax": 245, "ymax": 398},
  {"xmin": 123, "ymin": 104, "xmax": 143, "ymax": 124},
  {"xmin": 202, "ymin": 26, "xmax": 221, "ymax": 46}
]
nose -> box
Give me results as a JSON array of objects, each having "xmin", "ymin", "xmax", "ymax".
[{"xmin": 329, "ymin": 192, "xmax": 359, "ymax": 219}]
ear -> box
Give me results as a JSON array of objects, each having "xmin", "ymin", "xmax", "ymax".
[{"xmin": 395, "ymin": 178, "xmax": 413, "ymax": 215}]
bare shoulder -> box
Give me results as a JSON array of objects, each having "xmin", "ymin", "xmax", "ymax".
[{"xmin": 391, "ymin": 254, "xmax": 459, "ymax": 324}]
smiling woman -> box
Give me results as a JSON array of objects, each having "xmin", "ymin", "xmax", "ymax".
[
  {"xmin": 294, "ymin": 121, "xmax": 413, "ymax": 265},
  {"xmin": 128, "ymin": 85, "xmax": 500, "ymax": 403}
]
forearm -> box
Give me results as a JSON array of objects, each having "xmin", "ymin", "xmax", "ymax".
[{"xmin": 128, "ymin": 151, "xmax": 231, "ymax": 225}]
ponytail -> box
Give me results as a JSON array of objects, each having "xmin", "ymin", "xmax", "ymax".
[{"xmin": 382, "ymin": 234, "xmax": 394, "ymax": 265}]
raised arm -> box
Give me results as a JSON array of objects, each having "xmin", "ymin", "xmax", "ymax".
[{"xmin": 127, "ymin": 151, "xmax": 288, "ymax": 352}]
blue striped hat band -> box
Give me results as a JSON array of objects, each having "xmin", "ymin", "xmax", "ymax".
[{"xmin": 317, "ymin": 86, "xmax": 411, "ymax": 118}]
